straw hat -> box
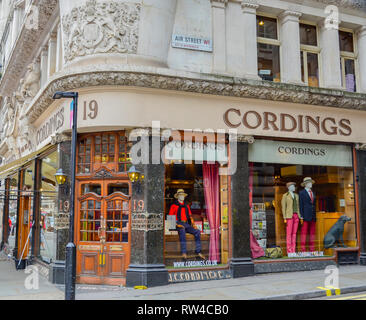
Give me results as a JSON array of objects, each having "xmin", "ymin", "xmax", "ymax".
[
  {"xmin": 301, "ymin": 177, "xmax": 315, "ymax": 187},
  {"xmin": 286, "ymin": 182, "xmax": 296, "ymax": 188},
  {"xmin": 174, "ymin": 189, "xmax": 188, "ymax": 199}
]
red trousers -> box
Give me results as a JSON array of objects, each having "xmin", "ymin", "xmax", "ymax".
[
  {"xmin": 286, "ymin": 213, "xmax": 299, "ymax": 254},
  {"xmin": 300, "ymin": 221, "xmax": 316, "ymax": 252}
]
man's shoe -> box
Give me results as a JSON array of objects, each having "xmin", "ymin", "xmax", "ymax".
[
  {"xmin": 197, "ymin": 253, "xmax": 206, "ymax": 260},
  {"xmin": 182, "ymin": 253, "xmax": 188, "ymax": 260}
]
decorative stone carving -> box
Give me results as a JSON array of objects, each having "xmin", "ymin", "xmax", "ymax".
[
  {"xmin": 21, "ymin": 62, "xmax": 41, "ymax": 106},
  {"xmin": 51, "ymin": 132, "xmax": 71, "ymax": 145},
  {"xmin": 62, "ymin": 0, "xmax": 141, "ymax": 63},
  {"xmin": 355, "ymin": 143, "xmax": 366, "ymax": 150},
  {"xmin": 314, "ymin": 0, "xmax": 365, "ymax": 9}
]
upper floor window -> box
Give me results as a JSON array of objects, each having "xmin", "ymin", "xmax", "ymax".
[
  {"xmin": 339, "ymin": 30, "xmax": 357, "ymax": 92},
  {"xmin": 300, "ymin": 23, "xmax": 320, "ymax": 87},
  {"xmin": 257, "ymin": 15, "xmax": 280, "ymax": 82}
]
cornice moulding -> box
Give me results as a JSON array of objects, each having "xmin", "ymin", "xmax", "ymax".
[{"xmin": 24, "ymin": 66, "xmax": 366, "ymax": 124}]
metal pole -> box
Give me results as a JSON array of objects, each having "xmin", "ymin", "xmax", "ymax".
[{"xmin": 65, "ymin": 93, "xmax": 78, "ymax": 300}]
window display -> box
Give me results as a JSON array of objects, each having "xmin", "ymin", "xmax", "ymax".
[
  {"xmin": 249, "ymin": 140, "xmax": 357, "ymax": 259},
  {"xmin": 6, "ymin": 174, "xmax": 18, "ymax": 254},
  {"xmin": 39, "ymin": 151, "xmax": 58, "ymax": 263},
  {"xmin": 164, "ymin": 163, "xmax": 229, "ymax": 268}
]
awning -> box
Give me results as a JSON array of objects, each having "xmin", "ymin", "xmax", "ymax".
[{"xmin": 0, "ymin": 144, "xmax": 53, "ymax": 179}]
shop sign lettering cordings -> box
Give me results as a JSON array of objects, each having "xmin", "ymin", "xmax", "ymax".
[{"xmin": 168, "ymin": 270, "xmax": 232, "ymax": 283}]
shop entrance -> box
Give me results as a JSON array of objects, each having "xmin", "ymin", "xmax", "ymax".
[{"xmin": 76, "ymin": 178, "xmax": 131, "ymax": 285}]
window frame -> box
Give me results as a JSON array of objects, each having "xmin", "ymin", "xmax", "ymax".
[
  {"xmin": 299, "ymin": 21, "xmax": 321, "ymax": 88},
  {"xmin": 339, "ymin": 27, "xmax": 359, "ymax": 93},
  {"xmin": 256, "ymin": 12, "xmax": 281, "ymax": 82}
]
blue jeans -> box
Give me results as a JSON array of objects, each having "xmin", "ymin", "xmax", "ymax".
[{"xmin": 177, "ymin": 221, "xmax": 201, "ymax": 254}]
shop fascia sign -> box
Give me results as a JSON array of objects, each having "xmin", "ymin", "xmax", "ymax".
[
  {"xmin": 36, "ymin": 105, "xmax": 65, "ymax": 148},
  {"xmin": 164, "ymin": 140, "xmax": 228, "ymax": 163},
  {"xmin": 171, "ymin": 34, "xmax": 212, "ymax": 52},
  {"xmin": 249, "ymin": 140, "xmax": 353, "ymax": 167}
]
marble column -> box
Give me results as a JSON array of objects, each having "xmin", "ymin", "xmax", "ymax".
[
  {"xmin": 357, "ymin": 26, "xmax": 366, "ymax": 93},
  {"xmin": 47, "ymin": 32, "xmax": 57, "ymax": 78},
  {"xmin": 356, "ymin": 147, "xmax": 366, "ymax": 265},
  {"xmin": 241, "ymin": 1, "xmax": 261, "ymax": 80},
  {"xmin": 211, "ymin": 0, "xmax": 228, "ymax": 74},
  {"xmin": 126, "ymin": 131, "xmax": 168, "ymax": 287},
  {"xmin": 229, "ymin": 136, "xmax": 254, "ymax": 278},
  {"xmin": 318, "ymin": 20, "xmax": 342, "ymax": 89},
  {"xmin": 49, "ymin": 139, "xmax": 72, "ymax": 284},
  {"xmin": 279, "ymin": 10, "xmax": 303, "ymax": 85}
]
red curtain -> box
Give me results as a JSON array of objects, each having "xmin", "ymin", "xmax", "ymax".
[{"xmin": 202, "ymin": 162, "xmax": 220, "ymax": 262}]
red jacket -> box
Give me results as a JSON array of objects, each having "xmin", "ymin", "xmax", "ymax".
[{"xmin": 169, "ymin": 201, "xmax": 192, "ymax": 222}]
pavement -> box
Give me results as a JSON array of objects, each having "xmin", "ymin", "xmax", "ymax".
[{"xmin": 1, "ymin": 253, "xmax": 366, "ymax": 300}]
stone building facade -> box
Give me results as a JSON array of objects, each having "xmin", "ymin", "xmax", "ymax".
[{"xmin": 0, "ymin": 0, "xmax": 366, "ymax": 287}]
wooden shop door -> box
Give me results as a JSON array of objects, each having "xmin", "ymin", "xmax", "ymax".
[
  {"xmin": 76, "ymin": 179, "xmax": 131, "ymax": 285},
  {"xmin": 17, "ymin": 193, "xmax": 32, "ymax": 262}
]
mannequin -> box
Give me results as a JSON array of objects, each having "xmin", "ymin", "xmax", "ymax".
[
  {"xmin": 281, "ymin": 182, "xmax": 303, "ymax": 255},
  {"xmin": 168, "ymin": 189, "xmax": 206, "ymax": 260},
  {"xmin": 299, "ymin": 177, "xmax": 316, "ymax": 252}
]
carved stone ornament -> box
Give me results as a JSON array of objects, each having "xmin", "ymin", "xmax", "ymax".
[
  {"xmin": 50, "ymin": 132, "xmax": 71, "ymax": 145},
  {"xmin": 62, "ymin": 0, "xmax": 141, "ymax": 63},
  {"xmin": 355, "ymin": 143, "xmax": 366, "ymax": 150},
  {"xmin": 314, "ymin": 0, "xmax": 366, "ymax": 9}
]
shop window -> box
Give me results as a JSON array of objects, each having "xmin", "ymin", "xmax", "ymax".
[
  {"xmin": 118, "ymin": 134, "xmax": 133, "ymax": 173},
  {"xmin": 339, "ymin": 30, "xmax": 357, "ymax": 92},
  {"xmin": 249, "ymin": 140, "xmax": 357, "ymax": 259},
  {"xmin": 300, "ymin": 23, "xmax": 320, "ymax": 87},
  {"xmin": 164, "ymin": 163, "xmax": 229, "ymax": 268},
  {"xmin": 39, "ymin": 151, "xmax": 58, "ymax": 263},
  {"xmin": 6, "ymin": 174, "xmax": 19, "ymax": 252},
  {"xmin": 77, "ymin": 131, "xmax": 132, "ymax": 174},
  {"xmin": 257, "ymin": 16, "xmax": 280, "ymax": 82},
  {"xmin": 78, "ymin": 137, "xmax": 92, "ymax": 174}
]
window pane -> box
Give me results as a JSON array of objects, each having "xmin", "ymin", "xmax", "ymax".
[
  {"xmin": 301, "ymin": 51, "xmax": 305, "ymax": 83},
  {"xmin": 344, "ymin": 59, "xmax": 356, "ymax": 92},
  {"xmin": 258, "ymin": 43, "xmax": 280, "ymax": 82},
  {"xmin": 257, "ymin": 16, "xmax": 278, "ymax": 39},
  {"xmin": 339, "ymin": 31, "xmax": 354, "ymax": 52},
  {"xmin": 307, "ymin": 53, "xmax": 319, "ymax": 88},
  {"xmin": 300, "ymin": 24, "xmax": 317, "ymax": 46}
]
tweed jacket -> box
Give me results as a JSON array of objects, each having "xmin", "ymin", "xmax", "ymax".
[{"xmin": 281, "ymin": 192, "xmax": 302, "ymax": 220}]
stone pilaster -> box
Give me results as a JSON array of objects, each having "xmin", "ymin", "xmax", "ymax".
[
  {"xmin": 240, "ymin": 1, "xmax": 261, "ymax": 80},
  {"xmin": 279, "ymin": 10, "xmax": 303, "ymax": 85},
  {"xmin": 229, "ymin": 135, "xmax": 254, "ymax": 278},
  {"xmin": 40, "ymin": 46, "xmax": 49, "ymax": 89},
  {"xmin": 126, "ymin": 131, "xmax": 168, "ymax": 287},
  {"xmin": 211, "ymin": 0, "xmax": 228, "ymax": 73},
  {"xmin": 47, "ymin": 32, "xmax": 57, "ymax": 78},
  {"xmin": 357, "ymin": 26, "xmax": 366, "ymax": 93},
  {"xmin": 318, "ymin": 19, "xmax": 343, "ymax": 89}
]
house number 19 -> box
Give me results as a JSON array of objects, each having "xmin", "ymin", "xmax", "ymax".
[{"xmin": 83, "ymin": 100, "xmax": 98, "ymax": 120}]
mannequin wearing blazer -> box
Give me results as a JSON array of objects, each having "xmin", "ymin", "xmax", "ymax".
[{"xmin": 299, "ymin": 177, "xmax": 316, "ymax": 252}]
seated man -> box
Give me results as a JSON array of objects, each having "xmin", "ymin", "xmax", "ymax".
[{"xmin": 169, "ymin": 189, "xmax": 205, "ymax": 260}]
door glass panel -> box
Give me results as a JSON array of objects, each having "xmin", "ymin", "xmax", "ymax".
[
  {"xmin": 80, "ymin": 199, "xmax": 101, "ymax": 242},
  {"xmin": 106, "ymin": 199, "xmax": 129, "ymax": 243},
  {"xmin": 107, "ymin": 183, "xmax": 129, "ymax": 196},
  {"xmin": 81, "ymin": 183, "xmax": 101, "ymax": 196}
]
